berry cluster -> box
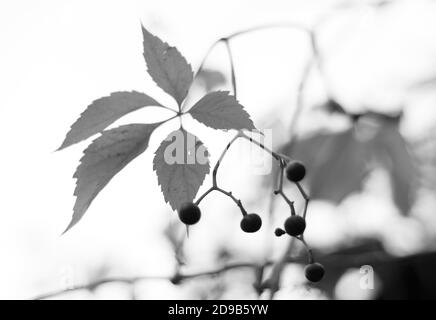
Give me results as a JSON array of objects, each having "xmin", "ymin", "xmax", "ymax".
[
  {"xmin": 177, "ymin": 147, "xmax": 324, "ymax": 283},
  {"xmin": 272, "ymin": 161, "xmax": 325, "ymax": 283}
]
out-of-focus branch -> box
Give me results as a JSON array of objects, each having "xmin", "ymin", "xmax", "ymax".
[
  {"xmin": 34, "ymin": 242, "xmax": 397, "ymax": 300},
  {"xmin": 33, "ymin": 262, "xmax": 264, "ymax": 300},
  {"xmin": 32, "ymin": 275, "xmax": 168, "ymax": 300}
]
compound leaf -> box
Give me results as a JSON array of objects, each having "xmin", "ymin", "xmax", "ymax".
[
  {"xmin": 142, "ymin": 26, "xmax": 193, "ymax": 106},
  {"xmin": 188, "ymin": 91, "xmax": 255, "ymax": 130},
  {"xmin": 153, "ymin": 129, "xmax": 210, "ymax": 211},
  {"xmin": 59, "ymin": 91, "xmax": 162, "ymax": 150},
  {"xmin": 64, "ymin": 123, "xmax": 160, "ymax": 233}
]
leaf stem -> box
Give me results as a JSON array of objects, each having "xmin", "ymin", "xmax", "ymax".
[
  {"xmin": 295, "ymin": 181, "xmax": 310, "ymax": 219},
  {"xmin": 158, "ymin": 104, "xmax": 180, "ymax": 114},
  {"xmin": 161, "ymin": 114, "xmax": 181, "ymax": 125}
]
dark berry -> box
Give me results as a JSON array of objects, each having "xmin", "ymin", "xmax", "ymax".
[
  {"xmin": 304, "ymin": 263, "xmax": 325, "ymax": 282},
  {"xmin": 285, "ymin": 160, "xmax": 306, "ymax": 182},
  {"xmin": 240, "ymin": 214, "xmax": 262, "ymax": 233},
  {"xmin": 284, "ymin": 215, "xmax": 306, "ymax": 237},
  {"xmin": 274, "ymin": 228, "xmax": 286, "ymax": 237},
  {"xmin": 178, "ymin": 202, "xmax": 201, "ymax": 225}
]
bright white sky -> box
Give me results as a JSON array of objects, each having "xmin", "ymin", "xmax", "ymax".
[{"xmin": 1, "ymin": 0, "xmax": 436, "ymax": 299}]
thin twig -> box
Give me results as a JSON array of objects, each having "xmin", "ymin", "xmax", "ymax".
[
  {"xmin": 32, "ymin": 262, "xmax": 266, "ymax": 300},
  {"xmin": 297, "ymin": 235, "xmax": 314, "ymax": 264},
  {"xmin": 309, "ymin": 31, "xmax": 332, "ymax": 99},
  {"xmin": 223, "ymin": 39, "xmax": 237, "ymax": 98},
  {"xmin": 287, "ymin": 57, "xmax": 315, "ymax": 145},
  {"xmin": 194, "ymin": 40, "xmax": 222, "ymax": 79},
  {"xmin": 295, "ymin": 182, "xmax": 310, "ymax": 219},
  {"xmin": 239, "ymin": 131, "xmax": 283, "ymax": 161},
  {"xmin": 273, "ymin": 159, "xmax": 296, "ymax": 214},
  {"xmin": 212, "ymin": 132, "xmax": 241, "ymax": 187},
  {"xmin": 226, "ymin": 23, "xmax": 310, "ymax": 40},
  {"xmin": 194, "ymin": 186, "xmax": 215, "ymax": 206},
  {"xmin": 33, "ymin": 275, "xmax": 168, "ymax": 300},
  {"xmin": 195, "ymin": 186, "xmax": 248, "ymax": 216},
  {"xmin": 215, "ymin": 187, "xmax": 247, "ymax": 216},
  {"xmin": 181, "ymin": 39, "xmax": 224, "ymax": 112}
]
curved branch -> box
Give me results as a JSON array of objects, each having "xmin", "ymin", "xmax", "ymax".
[
  {"xmin": 225, "ymin": 23, "xmax": 310, "ymax": 40},
  {"xmin": 223, "ymin": 39, "xmax": 237, "ymax": 98}
]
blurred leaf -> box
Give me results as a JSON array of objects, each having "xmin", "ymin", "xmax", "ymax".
[
  {"xmin": 142, "ymin": 26, "xmax": 193, "ymax": 105},
  {"xmin": 153, "ymin": 129, "xmax": 210, "ymax": 211},
  {"xmin": 371, "ymin": 123, "xmax": 417, "ymax": 214},
  {"xmin": 59, "ymin": 91, "xmax": 162, "ymax": 150},
  {"xmin": 188, "ymin": 91, "xmax": 255, "ymax": 130},
  {"xmin": 290, "ymin": 128, "xmax": 371, "ymax": 203},
  {"xmin": 64, "ymin": 123, "xmax": 160, "ymax": 232},
  {"xmin": 283, "ymin": 118, "xmax": 416, "ymax": 214},
  {"xmin": 197, "ymin": 68, "xmax": 226, "ymax": 91}
]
